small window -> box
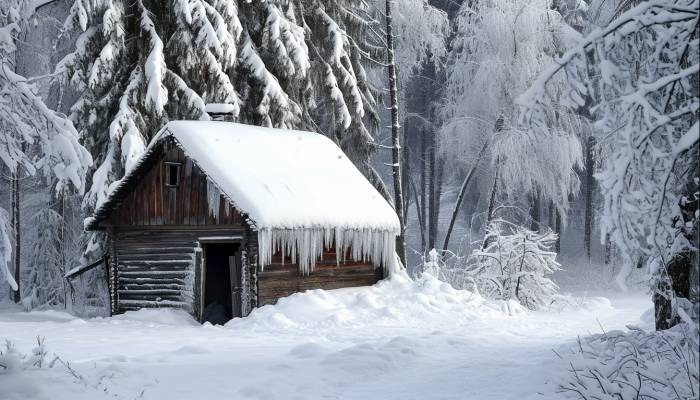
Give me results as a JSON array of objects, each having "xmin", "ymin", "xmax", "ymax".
[{"xmin": 165, "ymin": 162, "xmax": 180, "ymax": 187}]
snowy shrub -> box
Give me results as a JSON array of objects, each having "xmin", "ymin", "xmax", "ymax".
[
  {"xmin": 420, "ymin": 249, "xmax": 474, "ymax": 292},
  {"xmin": 0, "ymin": 337, "xmax": 48, "ymax": 374},
  {"xmin": 557, "ymin": 323, "xmax": 699, "ymax": 400},
  {"xmin": 466, "ymin": 221, "xmax": 561, "ymax": 310},
  {"xmin": 419, "ymin": 220, "xmax": 561, "ymax": 310}
]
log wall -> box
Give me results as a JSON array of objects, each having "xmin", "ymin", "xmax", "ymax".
[
  {"xmin": 257, "ymin": 250, "xmax": 383, "ymax": 306},
  {"xmin": 112, "ymin": 226, "xmax": 251, "ymax": 317}
]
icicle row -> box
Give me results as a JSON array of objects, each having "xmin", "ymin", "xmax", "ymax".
[{"xmin": 258, "ymin": 227, "xmax": 397, "ymax": 276}]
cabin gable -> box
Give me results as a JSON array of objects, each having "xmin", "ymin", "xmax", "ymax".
[{"xmin": 106, "ymin": 140, "xmax": 245, "ymax": 227}]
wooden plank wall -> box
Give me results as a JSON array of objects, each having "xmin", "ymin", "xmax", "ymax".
[
  {"xmin": 109, "ymin": 143, "xmax": 243, "ymax": 226},
  {"xmin": 257, "ymin": 249, "xmax": 383, "ymax": 306}
]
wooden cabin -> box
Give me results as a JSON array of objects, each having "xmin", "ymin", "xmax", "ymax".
[{"xmin": 86, "ymin": 121, "xmax": 399, "ymax": 323}]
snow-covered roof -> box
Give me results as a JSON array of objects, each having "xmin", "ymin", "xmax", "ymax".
[
  {"xmin": 165, "ymin": 121, "xmax": 398, "ymax": 231},
  {"xmin": 87, "ymin": 121, "xmax": 400, "ymax": 272}
]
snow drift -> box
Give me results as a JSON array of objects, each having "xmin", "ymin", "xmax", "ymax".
[{"xmin": 225, "ymin": 271, "xmax": 527, "ymax": 332}]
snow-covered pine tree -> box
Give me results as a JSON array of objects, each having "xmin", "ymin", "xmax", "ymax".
[
  {"xmin": 57, "ymin": 1, "xmax": 387, "ymax": 228},
  {"xmin": 0, "ymin": 0, "xmax": 91, "ymax": 294},
  {"xmin": 25, "ymin": 207, "xmax": 64, "ymax": 308}
]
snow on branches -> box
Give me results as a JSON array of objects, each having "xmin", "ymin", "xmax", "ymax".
[
  {"xmin": 557, "ymin": 323, "xmax": 699, "ymax": 400},
  {"xmin": 57, "ymin": 0, "xmax": 414, "ymax": 218},
  {"xmin": 440, "ymin": 0, "xmax": 582, "ymax": 215},
  {"xmin": 0, "ymin": 0, "xmax": 92, "ymax": 290},
  {"xmin": 519, "ymin": 0, "xmax": 699, "ymax": 286},
  {"xmin": 467, "ymin": 220, "xmax": 561, "ymax": 310}
]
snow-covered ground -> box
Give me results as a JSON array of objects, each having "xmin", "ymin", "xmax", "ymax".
[{"xmin": 0, "ymin": 272, "xmax": 651, "ymax": 400}]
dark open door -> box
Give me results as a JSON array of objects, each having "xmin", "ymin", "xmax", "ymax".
[{"xmin": 202, "ymin": 242, "xmax": 241, "ymax": 324}]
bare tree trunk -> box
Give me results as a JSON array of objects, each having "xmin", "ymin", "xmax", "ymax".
[
  {"xmin": 529, "ymin": 192, "xmax": 540, "ymax": 232},
  {"xmin": 548, "ymin": 201, "xmax": 555, "ymax": 228},
  {"xmin": 434, "ymin": 158, "xmax": 444, "ymax": 241},
  {"xmin": 584, "ymin": 136, "xmax": 596, "ymax": 259},
  {"xmin": 420, "ymin": 129, "xmax": 427, "ymax": 252},
  {"xmin": 402, "ymin": 139, "xmax": 411, "ymax": 227},
  {"xmin": 555, "ymin": 208, "xmax": 562, "ymax": 253},
  {"xmin": 604, "ymin": 232, "xmax": 612, "ymax": 265},
  {"xmin": 428, "ymin": 127, "xmax": 437, "ymax": 250},
  {"xmin": 442, "ymin": 141, "xmax": 488, "ymax": 251},
  {"xmin": 409, "ymin": 176, "xmax": 426, "ymax": 251},
  {"xmin": 11, "ymin": 168, "xmax": 20, "ymax": 303},
  {"xmin": 482, "ymin": 164, "xmax": 500, "ymax": 250},
  {"xmin": 384, "ymin": 0, "xmax": 406, "ymax": 266},
  {"xmin": 481, "ymin": 117, "xmax": 505, "ymax": 250}
]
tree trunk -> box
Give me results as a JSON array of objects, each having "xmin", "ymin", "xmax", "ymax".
[
  {"xmin": 529, "ymin": 192, "xmax": 540, "ymax": 232},
  {"xmin": 420, "ymin": 128, "xmax": 427, "ymax": 252},
  {"xmin": 482, "ymin": 164, "xmax": 500, "ymax": 250},
  {"xmin": 442, "ymin": 141, "xmax": 488, "ymax": 251},
  {"xmin": 548, "ymin": 201, "xmax": 555, "ymax": 228},
  {"xmin": 583, "ymin": 136, "xmax": 596, "ymax": 259},
  {"xmin": 434, "ymin": 158, "xmax": 444, "ymax": 243},
  {"xmin": 604, "ymin": 232, "xmax": 612, "ymax": 265},
  {"xmin": 428, "ymin": 126, "xmax": 437, "ymax": 250},
  {"xmin": 555, "ymin": 208, "xmax": 562, "ymax": 253},
  {"xmin": 402, "ymin": 139, "xmax": 411, "ymax": 227},
  {"xmin": 11, "ymin": 168, "xmax": 20, "ymax": 303},
  {"xmin": 655, "ymin": 176, "xmax": 699, "ymax": 330},
  {"xmin": 384, "ymin": 0, "xmax": 406, "ymax": 266}
]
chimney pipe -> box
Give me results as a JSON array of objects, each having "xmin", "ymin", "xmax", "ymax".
[{"xmin": 205, "ymin": 103, "xmax": 236, "ymax": 122}]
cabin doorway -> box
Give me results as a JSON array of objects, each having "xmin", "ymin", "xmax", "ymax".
[{"xmin": 202, "ymin": 242, "xmax": 242, "ymax": 324}]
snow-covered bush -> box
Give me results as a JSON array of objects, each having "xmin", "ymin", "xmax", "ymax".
[
  {"xmin": 466, "ymin": 221, "xmax": 561, "ymax": 310},
  {"xmin": 557, "ymin": 323, "xmax": 699, "ymax": 400},
  {"xmin": 419, "ymin": 220, "xmax": 561, "ymax": 310},
  {"xmin": 0, "ymin": 337, "xmax": 48, "ymax": 374},
  {"xmin": 419, "ymin": 248, "xmax": 473, "ymax": 291}
]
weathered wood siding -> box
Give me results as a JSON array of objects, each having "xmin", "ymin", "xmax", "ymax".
[
  {"xmin": 258, "ymin": 250, "xmax": 383, "ymax": 306},
  {"xmin": 109, "ymin": 142, "xmax": 243, "ymax": 226},
  {"xmin": 105, "ymin": 144, "xmax": 255, "ymax": 317},
  {"xmin": 112, "ymin": 226, "xmax": 250, "ymax": 316}
]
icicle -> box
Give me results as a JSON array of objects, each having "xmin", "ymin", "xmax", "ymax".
[
  {"xmin": 258, "ymin": 227, "xmax": 397, "ymax": 276},
  {"xmin": 206, "ymin": 178, "xmax": 221, "ymax": 220}
]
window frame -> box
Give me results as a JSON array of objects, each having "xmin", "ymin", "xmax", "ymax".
[{"xmin": 165, "ymin": 162, "xmax": 181, "ymax": 187}]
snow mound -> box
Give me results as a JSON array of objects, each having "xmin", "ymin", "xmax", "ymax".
[
  {"xmin": 108, "ymin": 308, "xmax": 199, "ymax": 327},
  {"xmin": 227, "ymin": 271, "xmax": 527, "ymax": 332}
]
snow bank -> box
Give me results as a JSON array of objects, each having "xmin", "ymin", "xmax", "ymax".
[
  {"xmin": 226, "ymin": 271, "xmax": 527, "ymax": 332},
  {"xmin": 108, "ymin": 308, "xmax": 199, "ymax": 327}
]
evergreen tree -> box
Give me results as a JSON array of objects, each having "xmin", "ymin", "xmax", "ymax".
[{"xmin": 57, "ymin": 0, "xmax": 385, "ymax": 231}]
